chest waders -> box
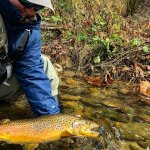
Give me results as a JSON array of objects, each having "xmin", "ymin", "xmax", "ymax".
[
  {"xmin": 0, "ymin": 13, "xmax": 10, "ymax": 84},
  {"xmin": 0, "ymin": 13, "xmax": 30, "ymax": 85}
]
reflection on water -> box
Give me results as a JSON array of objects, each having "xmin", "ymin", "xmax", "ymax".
[{"xmin": 0, "ymin": 71, "xmax": 150, "ymax": 150}]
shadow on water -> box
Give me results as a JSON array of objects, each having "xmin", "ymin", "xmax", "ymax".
[{"xmin": 0, "ymin": 71, "xmax": 150, "ymax": 150}]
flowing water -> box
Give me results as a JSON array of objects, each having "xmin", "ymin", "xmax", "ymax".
[{"xmin": 0, "ymin": 71, "xmax": 150, "ymax": 150}]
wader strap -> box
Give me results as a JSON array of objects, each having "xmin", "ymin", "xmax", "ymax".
[
  {"xmin": 0, "ymin": 29, "xmax": 30, "ymax": 85},
  {"xmin": 10, "ymin": 29, "xmax": 30, "ymax": 61}
]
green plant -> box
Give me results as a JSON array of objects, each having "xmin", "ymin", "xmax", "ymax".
[
  {"xmin": 130, "ymin": 38, "xmax": 144, "ymax": 47},
  {"xmin": 110, "ymin": 33, "xmax": 123, "ymax": 46},
  {"xmin": 92, "ymin": 36, "xmax": 101, "ymax": 44},
  {"xmin": 143, "ymin": 45, "xmax": 150, "ymax": 53},
  {"xmin": 50, "ymin": 15, "xmax": 62, "ymax": 25},
  {"xmin": 77, "ymin": 32, "xmax": 88, "ymax": 42},
  {"xmin": 63, "ymin": 30, "xmax": 73, "ymax": 40}
]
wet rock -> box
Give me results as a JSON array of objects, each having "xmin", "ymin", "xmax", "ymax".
[
  {"xmin": 107, "ymin": 140, "xmax": 123, "ymax": 150},
  {"xmin": 81, "ymin": 97, "xmax": 102, "ymax": 107},
  {"xmin": 97, "ymin": 99, "xmax": 134, "ymax": 117},
  {"xmin": 38, "ymin": 139, "xmax": 71, "ymax": 150},
  {"xmin": 0, "ymin": 143, "xmax": 22, "ymax": 150},
  {"xmin": 59, "ymin": 84, "xmax": 70, "ymax": 90},
  {"xmin": 138, "ymin": 140, "xmax": 150, "ymax": 149},
  {"xmin": 62, "ymin": 101, "xmax": 84, "ymax": 115},
  {"xmin": 69, "ymin": 137, "xmax": 103, "ymax": 150},
  {"xmin": 98, "ymin": 98, "xmax": 126, "ymax": 108},
  {"xmin": 83, "ymin": 106, "xmax": 95, "ymax": 117},
  {"xmin": 60, "ymin": 87, "xmax": 85, "ymax": 96},
  {"xmin": 63, "ymin": 107, "xmax": 75, "ymax": 114},
  {"xmin": 139, "ymin": 98, "xmax": 150, "ymax": 105},
  {"xmin": 117, "ymin": 141, "xmax": 130, "ymax": 150},
  {"xmin": 139, "ymin": 81, "xmax": 150, "ymax": 98},
  {"xmin": 60, "ymin": 94, "xmax": 81, "ymax": 101},
  {"xmin": 127, "ymin": 142, "xmax": 143, "ymax": 150},
  {"xmin": 135, "ymin": 106, "xmax": 150, "ymax": 116},
  {"xmin": 95, "ymin": 109, "xmax": 129, "ymax": 123},
  {"xmin": 13, "ymin": 96, "xmax": 29, "ymax": 109},
  {"xmin": 62, "ymin": 71, "xmax": 76, "ymax": 77},
  {"xmin": 118, "ymin": 88, "xmax": 130, "ymax": 95},
  {"xmin": 62, "ymin": 101, "xmax": 83, "ymax": 110},
  {"xmin": 95, "ymin": 98, "xmax": 135, "ymax": 121},
  {"xmin": 114, "ymin": 122, "xmax": 150, "ymax": 141},
  {"xmin": 117, "ymin": 141, "xmax": 143, "ymax": 150},
  {"xmin": 65, "ymin": 78, "xmax": 80, "ymax": 86},
  {"xmin": 100, "ymin": 88, "xmax": 118, "ymax": 98},
  {"xmin": 133, "ymin": 114, "xmax": 150, "ymax": 123},
  {"xmin": 88, "ymin": 88, "xmax": 101, "ymax": 97}
]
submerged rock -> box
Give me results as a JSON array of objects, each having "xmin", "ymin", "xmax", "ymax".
[
  {"xmin": 138, "ymin": 140, "xmax": 150, "ymax": 149},
  {"xmin": 62, "ymin": 101, "xmax": 83, "ymax": 110},
  {"xmin": 83, "ymin": 106, "xmax": 94, "ymax": 117},
  {"xmin": 133, "ymin": 114, "xmax": 150, "ymax": 124},
  {"xmin": 62, "ymin": 101, "xmax": 84, "ymax": 116},
  {"xmin": 81, "ymin": 97, "xmax": 102, "ymax": 107},
  {"xmin": 98, "ymin": 98, "xmax": 126, "ymax": 108},
  {"xmin": 118, "ymin": 88, "xmax": 130, "ymax": 95},
  {"xmin": 127, "ymin": 142, "xmax": 143, "ymax": 150},
  {"xmin": 65, "ymin": 78, "xmax": 80, "ymax": 87},
  {"xmin": 114, "ymin": 122, "xmax": 150, "ymax": 141},
  {"xmin": 95, "ymin": 109, "xmax": 129, "ymax": 123},
  {"xmin": 88, "ymin": 88, "xmax": 101, "ymax": 97},
  {"xmin": 60, "ymin": 94, "xmax": 81, "ymax": 101},
  {"xmin": 60, "ymin": 87, "xmax": 86, "ymax": 96}
]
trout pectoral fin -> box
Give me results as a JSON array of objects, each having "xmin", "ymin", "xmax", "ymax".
[
  {"xmin": 24, "ymin": 144, "xmax": 39, "ymax": 150},
  {"xmin": 60, "ymin": 131, "xmax": 73, "ymax": 137}
]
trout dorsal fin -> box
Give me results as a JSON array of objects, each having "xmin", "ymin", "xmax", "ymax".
[
  {"xmin": 24, "ymin": 144, "xmax": 39, "ymax": 150},
  {"xmin": 0, "ymin": 119, "xmax": 10, "ymax": 124}
]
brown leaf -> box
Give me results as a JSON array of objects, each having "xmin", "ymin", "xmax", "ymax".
[{"xmin": 139, "ymin": 81, "xmax": 150, "ymax": 97}]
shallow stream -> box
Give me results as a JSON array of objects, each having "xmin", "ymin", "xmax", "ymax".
[{"xmin": 0, "ymin": 71, "xmax": 150, "ymax": 150}]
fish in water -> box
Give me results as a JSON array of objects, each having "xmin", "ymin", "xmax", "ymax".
[{"xmin": 0, "ymin": 114, "xmax": 99, "ymax": 150}]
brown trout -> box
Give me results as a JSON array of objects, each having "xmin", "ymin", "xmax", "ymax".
[{"xmin": 0, "ymin": 114, "xmax": 99, "ymax": 150}]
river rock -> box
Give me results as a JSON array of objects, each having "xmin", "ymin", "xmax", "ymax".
[
  {"xmin": 140, "ymin": 98, "xmax": 150, "ymax": 105},
  {"xmin": 65, "ymin": 78, "xmax": 80, "ymax": 86},
  {"xmin": 88, "ymin": 88, "xmax": 101, "ymax": 97},
  {"xmin": 81, "ymin": 97, "xmax": 102, "ymax": 107},
  {"xmin": 118, "ymin": 88, "xmax": 130, "ymax": 95},
  {"xmin": 60, "ymin": 94, "xmax": 81, "ymax": 101},
  {"xmin": 137, "ymin": 140, "xmax": 150, "ymax": 149},
  {"xmin": 98, "ymin": 98, "xmax": 125, "ymax": 108},
  {"xmin": 133, "ymin": 114, "xmax": 150, "ymax": 124},
  {"xmin": 114, "ymin": 122, "xmax": 150, "ymax": 141},
  {"xmin": 83, "ymin": 106, "xmax": 95, "ymax": 117},
  {"xmin": 62, "ymin": 101, "xmax": 83, "ymax": 110},
  {"xmin": 60, "ymin": 87, "xmax": 86, "ymax": 96},
  {"xmin": 95, "ymin": 109, "xmax": 129, "ymax": 123},
  {"xmin": 127, "ymin": 142, "xmax": 143, "ymax": 150}
]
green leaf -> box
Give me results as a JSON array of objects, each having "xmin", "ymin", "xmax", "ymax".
[
  {"xmin": 143, "ymin": 46, "xmax": 150, "ymax": 53},
  {"xmin": 93, "ymin": 56, "xmax": 101, "ymax": 64},
  {"xmin": 77, "ymin": 33, "xmax": 88, "ymax": 42},
  {"xmin": 92, "ymin": 36, "xmax": 101, "ymax": 43},
  {"xmin": 112, "ymin": 47, "xmax": 117, "ymax": 53},
  {"xmin": 131, "ymin": 38, "xmax": 144, "ymax": 46},
  {"xmin": 91, "ymin": 25, "xmax": 97, "ymax": 32}
]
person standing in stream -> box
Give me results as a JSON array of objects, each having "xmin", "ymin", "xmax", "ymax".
[{"xmin": 0, "ymin": 0, "xmax": 60, "ymax": 116}]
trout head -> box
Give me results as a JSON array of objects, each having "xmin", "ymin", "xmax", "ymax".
[{"xmin": 70, "ymin": 119, "xmax": 99, "ymax": 138}]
